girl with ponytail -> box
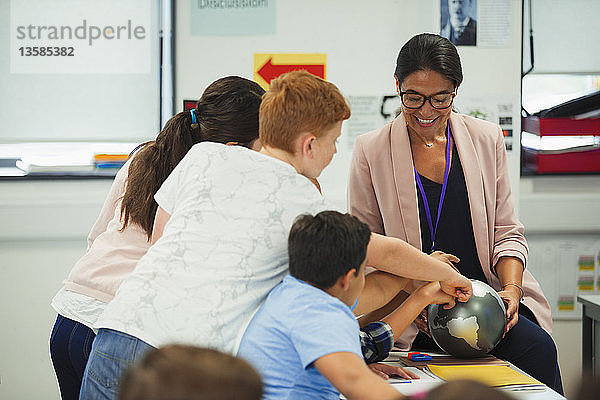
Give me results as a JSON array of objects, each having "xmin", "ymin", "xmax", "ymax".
[{"xmin": 49, "ymin": 76, "xmax": 265, "ymax": 400}]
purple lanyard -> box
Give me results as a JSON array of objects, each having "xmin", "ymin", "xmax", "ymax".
[{"xmin": 414, "ymin": 124, "xmax": 452, "ymax": 253}]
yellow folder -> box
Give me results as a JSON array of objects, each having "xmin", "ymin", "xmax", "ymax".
[{"xmin": 427, "ymin": 364, "xmax": 542, "ymax": 387}]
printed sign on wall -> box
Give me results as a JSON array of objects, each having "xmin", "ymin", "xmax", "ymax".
[
  {"xmin": 253, "ymin": 53, "xmax": 326, "ymax": 90},
  {"xmin": 10, "ymin": 0, "xmax": 152, "ymax": 74},
  {"xmin": 191, "ymin": 0, "xmax": 276, "ymax": 36}
]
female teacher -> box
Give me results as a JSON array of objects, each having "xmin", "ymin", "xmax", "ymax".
[{"xmin": 348, "ymin": 33, "xmax": 562, "ymax": 394}]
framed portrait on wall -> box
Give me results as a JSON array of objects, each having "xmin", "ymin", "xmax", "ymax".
[{"xmin": 440, "ymin": 0, "xmax": 477, "ymax": 46}]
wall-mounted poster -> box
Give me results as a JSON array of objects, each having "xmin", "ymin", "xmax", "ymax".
[
  {"xmin": 191, "ymin": 0, "xmax": 276, "ymax": 36},
  {"xmin": 440, "ymin": 0, "xmax": 478, "ymax": 46}
]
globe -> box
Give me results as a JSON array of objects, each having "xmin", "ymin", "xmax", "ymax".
[{"xmin": 427, "ymin": 279, "xmax": 506, "ymax": 358}]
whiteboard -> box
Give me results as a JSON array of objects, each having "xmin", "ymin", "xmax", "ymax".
[{"xmin": 0, "ymin": 0, "xmax": 161, "ymax": 143}]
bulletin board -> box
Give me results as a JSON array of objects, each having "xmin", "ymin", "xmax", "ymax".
[
  {"xmin": 175, "ymin": 0, "xmax": 524, "ymax": 210},
  {"xmin": 527, "ymin": 234, "xmax": 600, "ymax": 320}
]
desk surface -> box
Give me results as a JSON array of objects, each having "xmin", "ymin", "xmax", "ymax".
[
  {"xmin": 577, "ymin": 294, "xmax": 600, "ymax": 376},
  {"xmin": 381, "ymin": 352, "xmax": 566, "ymax": 400},
  {"xmin": 578, "ymin": 294, "xmax": 600, "ymax": 307}
]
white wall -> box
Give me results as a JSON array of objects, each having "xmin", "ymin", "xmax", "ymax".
[{"xmin": 0, "ymin": 180, "xmax": 111, "ymax": 399}]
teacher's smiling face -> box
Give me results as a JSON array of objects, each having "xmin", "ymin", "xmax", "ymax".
[{"xmin": 397, "ymin": 69, "xmax": 455, "ymax": 140}]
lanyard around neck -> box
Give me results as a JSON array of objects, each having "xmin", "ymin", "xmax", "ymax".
[{"xmin": 413, "ymin": 123, "xmax": 452, "ymax": 253}]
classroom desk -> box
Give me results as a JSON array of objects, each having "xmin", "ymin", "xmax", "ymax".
[
  {"xmin": 380, "ymin": 352, "xmax": 566, "ymax": 400},
  {"xmin": 577, "ymin": 294, "xmax": 600, "ymax": 376}
]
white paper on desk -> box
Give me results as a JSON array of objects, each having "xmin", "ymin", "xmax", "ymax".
[
  {"xmin": 388, "ymin": 367, "xmax": 440, "ymax": 384},
  {"xmin": 386, "ymin": 367, "xmax": 442, "ymax": 396},
  {"xmin": 500, "ymin": 384, "xmax": 547, "ymax": 392},
  {"xmin": 340, "ymin": 368, "xmax": 441, "ymax": 399}
]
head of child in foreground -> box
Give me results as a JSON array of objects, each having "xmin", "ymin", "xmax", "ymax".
[
  {"xmin": 259, "ymin": 70, "xmax": 351, "ymax": 179},
  {"xmin": 118, "ymin": 344, "xmax": 262, "ymax": 400},
  {"xmin": 424, "ymin": 379, "xmax": 515, "ymax": 400},
  {"xmin": 288, "ymin": 211, "xmax": 371, "ymax": 306}
]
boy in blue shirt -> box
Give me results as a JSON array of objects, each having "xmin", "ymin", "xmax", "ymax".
[{"xmin": 238, "ymin": 211, "xmax": 453, "ymax": 400}]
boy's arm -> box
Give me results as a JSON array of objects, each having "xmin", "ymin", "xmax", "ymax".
[
  {"xmin": 357, "ymin": 251, "xmax": 459, "ymax": 324},
  {"xmin": 313, "ymin": 352, "xmax": 404, "ymax": 400},
  {"xmin": 367, "ymin": 233, "xmax": 472, "ymax": 301},
  {"xmin": 359, "ymin": 282, "xmax": 454, "ymax": 363},
  {"xmin": 358, "ymin": 290, "xmax": 410, "ymax": 328},
  {"xmin": 353, "ymin": 271, "xmax": 409, "ymax": 316},
  {"xmin": 382, "ymin": 281, "xmax": 454, "ymax": 342}
]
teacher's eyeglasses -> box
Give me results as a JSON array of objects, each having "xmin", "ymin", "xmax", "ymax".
[{"xmin": 398, "ymin": 91, "xmax": 456, "ymax": 109}]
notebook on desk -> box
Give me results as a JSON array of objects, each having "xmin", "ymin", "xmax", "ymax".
[{"xmin": 426, "ymin": 364, "xmax": 543, "ymax": 388}]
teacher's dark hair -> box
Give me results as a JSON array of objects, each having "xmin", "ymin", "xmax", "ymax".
[
  {"xmin": 120, "ymin": 76, "xmax": 265, "ymax": 239},
  {"xmin": 394, "ymin": 33, "xmax": 463, "ymax": 89}
]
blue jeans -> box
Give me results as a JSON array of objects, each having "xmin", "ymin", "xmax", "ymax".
[
  {"xmin": 50, "ymin": 314, "xmax": 96, "ymax": 400},
  {"xmin": 79, "ymin": 328, "xmax": 154, "ymax": 400}
]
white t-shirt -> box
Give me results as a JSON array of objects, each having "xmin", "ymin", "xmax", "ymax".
[{"xmin": 96, "ymin": 143, "xmax": 332, "ymax": 352}]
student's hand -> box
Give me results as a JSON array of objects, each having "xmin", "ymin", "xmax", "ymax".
[
  {"xmin": 438, "ymin": 272, "xmax": 472, "ymax": 303},
  {"xmin": 428, "ymin": 251, "xmax": 472, "ymax": 302},
  {"xmin": 419, "ymin": 281, "xmax": 456, "ymax": 310},
  {"xmin": 413, "ymin": 309, "xmax": 431, "ymax": 337},
  {"xmin": 498, "ymin": 287, "xmax": 520, "ymax": 334},
  {"xmin": 314, "ymin": 352, "xmax": 409, "ymax": 399},
  {"xmin": 367, "ymin": 363, "xmax": 420, "ymax": 380},
  {"xmin": 429, "ymin": 251, "xmax": 460, "ymax": 272}
]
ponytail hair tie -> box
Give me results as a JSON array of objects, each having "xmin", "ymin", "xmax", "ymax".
[{"xmin": 190, "ymin": 108, "xmax": 199, "ymax": 129}]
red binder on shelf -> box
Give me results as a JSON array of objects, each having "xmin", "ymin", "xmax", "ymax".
[{"xmin": 521, "ymin": 116, "xmax": 600, "ymax": 174}]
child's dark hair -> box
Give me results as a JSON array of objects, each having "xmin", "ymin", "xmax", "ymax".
[
  {"xmin": 118, "ymin": 344, "xmax": 262, "ymax": 400},
  {"xmin": 120, "ymin": 76, "xmax": 265, "ymax": 239},
  {"xmin": 288, "ymin": 211, "xmax": 371, "ymax": 289},
  {"xmin": 424, "ymin": 379, "xmax": 515, "ymax": 400}
]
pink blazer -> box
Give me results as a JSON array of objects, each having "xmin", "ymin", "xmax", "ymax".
[{"xmin": 348, "ymin": 112, "xmax": 553, "ymax": 348}]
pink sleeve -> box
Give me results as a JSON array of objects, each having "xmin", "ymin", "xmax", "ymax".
[
  {"xmin": 85, "ymin": 159, "xmax": 131, "ymax": 250},
  {"xmin": 348, "ymin": 136, "xmax": 385, "ymax": 235},
  {"xmin": 491, "ymin": 127, "xmax": 528, "ymax": 271}
]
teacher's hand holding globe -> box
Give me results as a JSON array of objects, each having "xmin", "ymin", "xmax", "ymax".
[{"xmin": 427, "ymin": 280, "xmax": 507, "ymax": 358}]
